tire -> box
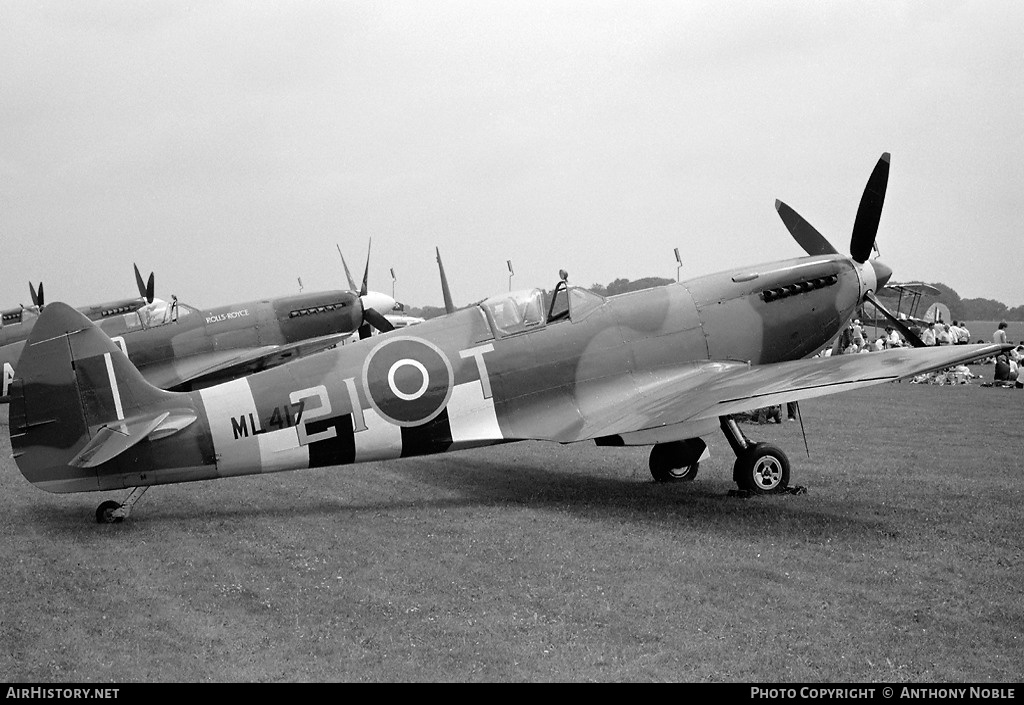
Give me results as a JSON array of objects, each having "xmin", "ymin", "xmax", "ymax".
[
  {"xmin": 96, "ymin": 500, "xmax": 123, "ymax": 524},
  {"xmin": 733, "ymin": 442, "xmax": 790, "ymax": 494},
  {"xmin": 649, "ymin": 439, "xmax": 703, "ymax": 483}
]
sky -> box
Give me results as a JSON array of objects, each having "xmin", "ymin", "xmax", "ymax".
[{"xmin": 2, "ymin": 0, "xmax": 1022, "ymax": 311}]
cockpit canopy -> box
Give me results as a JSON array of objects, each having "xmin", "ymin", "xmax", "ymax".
[
  {"xmin": 481, "ymin": 289, "xmax": 546, "ymax": 336},
  {"xmin": 480, "ymin": 283, "xmax": 604, "ymax": 338},
  {"xmin": 126, "ymin": 298, "xmax": 195, "ymax": 330}
]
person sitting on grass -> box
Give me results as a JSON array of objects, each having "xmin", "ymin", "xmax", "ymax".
[{"xmin": 993, "ymin": 354, "xmax": 1019, "ymax": 387}]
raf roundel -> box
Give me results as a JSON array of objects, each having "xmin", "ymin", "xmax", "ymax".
[{"xmin": 361, "ymin": 336, "xmax": 454, "ymax": 427}]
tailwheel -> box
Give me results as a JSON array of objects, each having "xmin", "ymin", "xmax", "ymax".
[
  {"xmin": 94, "ymin": 486, "xmax": 149, "ymax": 524},
  {"xmin": 649, "ymin": 438, "xmax": 706, "ymax": 483},
  {"xmin": 96, "ymin": 500, "xmax": 124, "ymax": 524},
  {"xmin": 733, "ymin": 442, "xmax": 790, "ymax": 494}
]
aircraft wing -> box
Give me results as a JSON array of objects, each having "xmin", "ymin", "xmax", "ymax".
[
  {"xmin": 142, "ymin": 332, "xmax": 353, "ymax": 391},
  {"xmin": 570, "ymin": 343, "xmax": 1009, "ymax": 442}
]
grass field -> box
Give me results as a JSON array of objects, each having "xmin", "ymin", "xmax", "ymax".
[{"xmin": 0, "ymin": 382, "xmax": 1021, "ymax": 683}]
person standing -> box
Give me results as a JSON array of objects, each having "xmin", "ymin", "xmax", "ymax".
[
  {"xmin": 994, "ymin": 321, "xmax": 1009, "ymax": 345},
  {"xmin": 948, "ymin": 321, "xmax": 962, "ymax": 344},
  {"xmin": 851, "ymin": 320, "xmax": 865, "ymax": 350},
  {"xmin": 950, "ymin": 321, "xmax": 966, "ymax": 346},
  {"xmin": 922, "ymin": 322, "xmax": 937, "ymax": 346}
]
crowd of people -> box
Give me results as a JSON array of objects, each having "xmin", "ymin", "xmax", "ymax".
[
  {"xmin": 831, "ymin": 318, "xmax": 976, "ymax": 355},
  {"xmin": 744, "ymin": 320, "xmax": 1020, "ymax": 423},
  {"xmin": 835, "ymin": 318, "xmax": 1024, "ymax": 387}
]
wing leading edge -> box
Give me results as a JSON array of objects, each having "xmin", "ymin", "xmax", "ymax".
[
  {"xmin": 566, "ymin": 343, "xmax": 1009, "ymax": 443},
  {"xmin": 141, "ymin": 332, "xmax": 351, "ymax": 391}
]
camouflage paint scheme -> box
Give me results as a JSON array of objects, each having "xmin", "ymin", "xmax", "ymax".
[
  {"xmin": 10, "ymin": 257, "xmax": 1007, "ymax": 499},
  {"xmin": 0, "ymin": 289, "xmax": 391, "ymax": 401},
  {"xmin": 8, "ymin": 153, "xmax": 1013, "ymax": 519}
]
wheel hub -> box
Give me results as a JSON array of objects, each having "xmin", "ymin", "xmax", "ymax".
[{"xmin": 751, "ymin": 456, "xmax": 783, "ymax": 490}]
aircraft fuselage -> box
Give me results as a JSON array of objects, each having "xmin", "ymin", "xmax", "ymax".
[
  {"xmin": 12, "ymin": 253, "xmax": 866, "ymax": 493},
  {"xmin": 1, "ymin": 290, "xmax": 362, "ymax": 399}
]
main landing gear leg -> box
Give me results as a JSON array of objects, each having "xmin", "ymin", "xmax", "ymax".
[
  {"xmin": 719, "ymin": 416, "xmax": 790, "ymax": 495},
  {"xmin": 95, "ymin": 487, "xmax": 149, "ymax": 524}
]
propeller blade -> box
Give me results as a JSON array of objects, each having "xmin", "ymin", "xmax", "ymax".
[
  {"xmin": 864, "ymin": 291, "xmax": 926, "ymax": 348},
  {"xmin": 363, "ymin": 306, "xmax": 395, "ymax": 334},
  {"xmin": 358, "ymin": 324, "xmax": 372, "ymax": 340},
  {"xmin": 436, "ymin": 247, "xmax": 454, "ymax": 314},
  {"xmin": 134, "ymin": 264, "xmax": 156, "ymax": 303},
  {"xmin": 29, "ymin": 282, "xmax": 42, "ymax": 308},
  {"xmin": 775, "ymin": 200, "xmax": 838, "ymax": 257},
  {"xmin": 830, "ymin": 333, "xmax": 844, "ymax": 357},
  {"xmin": 850, "ymin": 153, "xmax": 890, "ymax": 263},
  {"xmin": 336, "ymin": 244, "xmax": 358, "ymax": 291},
  {"xmin": 360, "ymin": 239, "xmax": 372, "ymax": 297},
  {"xmin": 134, "ymin": 264, "xmax": 148, "ymax": 300}
]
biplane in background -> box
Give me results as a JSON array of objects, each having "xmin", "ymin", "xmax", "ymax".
[
  {"xmin": 1, "ymin": 256, "xmax": 398, "ymax": 402},
  {"xmin": 877, "ymin": 281, "xmax": 941, "ymax": 322},
  {"xmin": 8, "ymin": 153, "xmax": 1011, "ymax": 522},
  {"xmin": 859, "ymin": 281, "xmax": 943, "ymax": 339}
]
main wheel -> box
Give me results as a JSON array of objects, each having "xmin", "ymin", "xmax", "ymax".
[
  {"xmin": 96, "ymin": 500, "xmax": 123, "ymax": 524},
  {"xmin": 649, "ymin": 439, "xmax": 703, "ymax": 483},
  {"xmin": 733, "ymin": 442, "xmax": 790, "ymax": 494}
]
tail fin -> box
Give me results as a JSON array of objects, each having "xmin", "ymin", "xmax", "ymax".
[{"xmin": 10, "ymin": 302, "xmax": 191, "ymax": 493}]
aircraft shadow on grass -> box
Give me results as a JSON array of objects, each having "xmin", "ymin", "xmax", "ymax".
[{"xmin": 17, "ymin": 450, "xmax": 883, "ymax": 542}]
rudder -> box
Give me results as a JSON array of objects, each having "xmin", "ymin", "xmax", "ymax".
[{"xmin": 10, "ymin": 302, "xmax": 175, "ymax": 493}]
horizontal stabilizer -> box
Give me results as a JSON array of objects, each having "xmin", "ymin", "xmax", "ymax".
[
  {"xmin": 68, "ymin": 409, "xmax": 198, "ymax": 468},
  {"xmin": 70, "ymin": 412, "xmax": 170, "ymax": 468}
]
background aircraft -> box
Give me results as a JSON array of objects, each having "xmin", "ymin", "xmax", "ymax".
[
  {"xmin": 0, "ymin": 267, "xmax": 154, "ymax": 328},
  {"xmin": 0, "ymin": 259, "xmax": 397, "ymax": 401},
  {"xmin": 8, "ymin": 154, "xmax": 1011, "ymax": 522}
]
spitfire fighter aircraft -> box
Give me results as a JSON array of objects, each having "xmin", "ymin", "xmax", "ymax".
[
  {"xmin": 9, "ymin": 154, "xmax": 1011, "ymax": 522},
  {"xmin": 0, "ymin": 267, "xmax": 159, "ymax": 395},
  {"xmin": 1, "ymin": 268, "xmax": 154, "ymax": 329},
  {"xmin": 0, "ymin": 259, "xmax": 397, "ymax": 402}
]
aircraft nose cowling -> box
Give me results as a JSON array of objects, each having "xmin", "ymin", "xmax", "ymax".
[{"xmin": 871, "ymin": 259, "xmax": 893, "ymax": 291}]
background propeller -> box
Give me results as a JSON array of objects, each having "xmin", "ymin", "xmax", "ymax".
[
  {"xmin": 336, "ymin": 240, "xmax": 396, "ymax": 339},
  {"xmin": 134, "ymin": 263, "xmax": 155, "ymax": 303},
  {"xmin": 436, "ymin": 247, "xmax": 455, "ymax": 314},
  {"xmin": 776, "ymin": 153, "xmax": 925, "ymax": 348},
  {"xmin": 28, "ymin": 281, "xmax": 44, "ymax": 310}
]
